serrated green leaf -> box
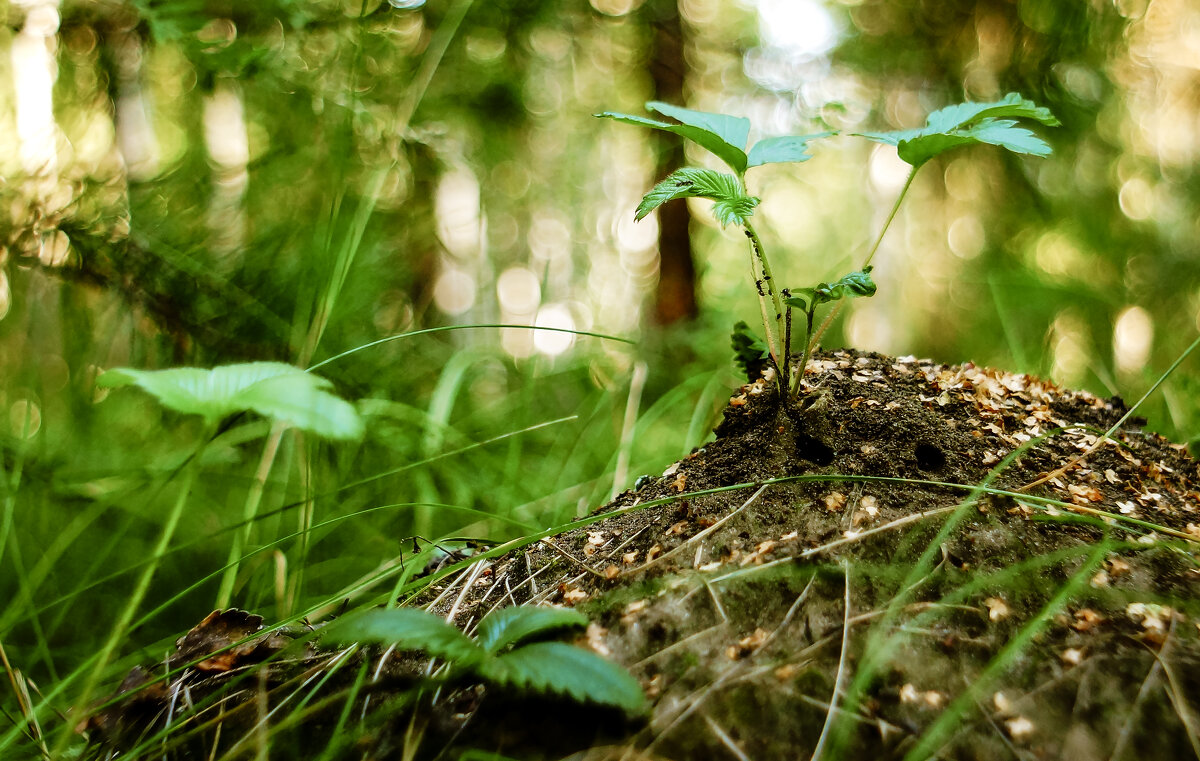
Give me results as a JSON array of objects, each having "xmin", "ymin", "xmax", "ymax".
[
  {"xmin": 731, "ymin": 321, "xmax": 768, "ymax": 381},
  {"xmin": 98, "ymin": 362, "xmax": 363, "ymax": 440},
  {"xmin": 857, "ymin": 93, "xmax": 1058, "ymax": 167},
  {"xmin": 476, "ymin": 606, "xmax": 588, "ymax": 654},
  {"xmin": 746, "ymin": 133, "xmax": 832, "ymax": 168},
  {"xmin": 480, "ymin": 642, "xmax": 646, "ymax": 714},
  {"xmin": 321, "ymin": 608, "xmax": 486, "ymax": 668},
  {"xmin": 595, "ymin": 109, "xmax": 749, "ymax": 173},
  {"xmin": 635, "ymin": 168, "xmax": 756, "ymax": 227},
  {"xmin": 924, "ymin": 92, "xmax": 1060, "ymax": 132},
  {"xmin": 710, "ymin": 196, "xmax": 760, "ymax": 227}
]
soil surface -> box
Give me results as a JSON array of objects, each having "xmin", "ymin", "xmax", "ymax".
[{"xmin": 87, "ymin": 350, "xmax": 1200, "ymax": 761}]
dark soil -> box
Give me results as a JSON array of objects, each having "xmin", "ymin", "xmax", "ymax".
[{"xmin": 87, "ymin": 350, "xmax": 1200, "ymax": 761}]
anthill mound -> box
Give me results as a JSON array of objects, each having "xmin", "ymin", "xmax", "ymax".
[{"xmin": 87, "ymin": 350, "xmax": 1200, "ymax": 761}]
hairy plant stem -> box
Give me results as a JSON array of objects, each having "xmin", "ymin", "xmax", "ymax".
[
  {"xmin": 808, "ymin": 164, "xmax": 919, "ymax": 353},
  {"xmin": 59, "ymin": 428, "xmax": 212, "ymax": 754},
  {"xmin": 791, "ymin": 308, "xmax": 816, "ymax": 397},
  {"xmin": 743, "ymin": 221, "xmax": 787, "ymax": 393}
]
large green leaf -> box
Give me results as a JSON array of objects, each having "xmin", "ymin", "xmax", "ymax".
[
  {"xmin": 321, "ymin": 608, "xmax": 486, "ymax": 668},
  {"xmin": 857, "ymin": 93, "xmax": 1059, "ymax": 167},
  {"xmin": 481, "ymin": 642, "xmax": 647, "ymax": 714},
  {"xmin": 635, "ymin": 168, "xmax": 758, "ymax": 227},
  {"xmin": 98, "ymin": 362, "xmax": 363, "ymax": 440},
  {"xmin": 475, "ymin": 606, "xmax": 588, "ymax": 654},
  {"xmin": 645, "ymin": 102, "xmax": 750, "ymax": 157},
  {"xmin": 596, "ymin": 105, "xmax": 749, "ymax": 173},
  {"xmin": 746, "ymin": 133, "xmax": 832, "ymax": 168}
]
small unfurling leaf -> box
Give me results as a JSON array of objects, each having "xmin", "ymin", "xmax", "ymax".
[
  {"xmin": 635, "ymin": 168, "xmax": 757, "ymax": 227},
  {"xmin": 785, "ymin": 267, "xmax": 877, "ymax": 311}
]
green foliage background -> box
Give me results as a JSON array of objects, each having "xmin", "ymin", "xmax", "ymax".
[{"xmin": 0, "ymin": 0, "xmax": 1197, "ymax": 747}]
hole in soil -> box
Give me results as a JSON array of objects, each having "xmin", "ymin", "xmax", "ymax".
[
  {"xmin": 796, "ymin": 434, "xmax": 834, "ymax": 466},
  {"xmin": 915, "ymin": 443, "xmax": 946, "ymax": 472}
]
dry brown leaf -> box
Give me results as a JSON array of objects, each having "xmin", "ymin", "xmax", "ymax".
[
  {"xmin": 824, "ymin": 492, "xmax": 847, "ymax": 512},
  {"xmin": 1071, "ymin": 608, "xmax": 1105, "ymax": 632},
  {"xmin": 984, "ymin": 597, "xmax": 1010, "ymax": 622}
]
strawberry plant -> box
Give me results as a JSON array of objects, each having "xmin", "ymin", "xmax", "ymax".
[
  {"xmin": 323, "ymin": 604, "xmax": 646, "ymax": 713},
  {"xmin": 598, "ymin": 94, "xmax": 1059, "ymax": 399}
]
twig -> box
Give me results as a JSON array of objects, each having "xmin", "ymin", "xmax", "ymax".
[
  {"xmin": 634, "ymin": 485, "xmax": 768, "ymax": 573},
  {"xmin": 540, "ymin": 538, "xmax": 607, "ymax": 579},
  {"xmin": 703, "ymin": 712, "xmax": 751, "ymax": 761},
  {"xmin": 1151, "ymin": 621, "xmax": 1200, "ymax": 759},
  {"xmin": 0, "ymin": 640, "xmax": 49, "ymax": 760},
  {"xmin": 630, "ymin": 625, "xmax": 729, "ymax": 670},
  {"xmin": 1108, "ymin": 655, "xmax": 1163, "ymax": 761},
  {"xmin": 444, "ymin": 558, "xmax": 489, "ymax": 624},
  {"xmin": 702, "ymin": 578, "xmax": 728, "ymax": 624}
]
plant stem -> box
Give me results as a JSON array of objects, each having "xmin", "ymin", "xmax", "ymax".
[
  {"xmin": 784, "ymin": 300, "xmax": 793, "ymax": 378},
  {"xmin": 807, "ymin": 164, "xmax": 919, "ymax": 353},
  {"xmin": 791, "ymin": 308, "xmax": 816, "ymax": 398},
  {"xmin": 862, "ymin": 164, "xmax": 917, "ymax": 270},
  {"xmin": 59, "ymin": 428, "xmax": 211, "ymax": 755},
  {"xmin": 743, "ymin": 221, "xmax": 787, "ymax": 392},
  {"xmin": 216, "ymin": 420, "xmax": 286, "ymax": 609}
]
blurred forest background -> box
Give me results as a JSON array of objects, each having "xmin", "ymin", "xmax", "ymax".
[{"xmin": 2, "ymin": 0, "xmax": 1199, "ymax": 702}]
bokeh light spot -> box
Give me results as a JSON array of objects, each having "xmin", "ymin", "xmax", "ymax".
[{"xmin": 1113, "ymin": 305, "xmax": 1153, "ymax": 375}]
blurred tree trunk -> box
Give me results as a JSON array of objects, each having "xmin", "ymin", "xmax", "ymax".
[{"xmin": 646, "ymin": 0, "xmax": 698, "ymax": 325}]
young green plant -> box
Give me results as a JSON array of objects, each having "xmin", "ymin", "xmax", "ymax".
[
  {"xmin": 783, "ymin": 267, "xmax": 878, "ymax": 396},
  {"xmin": 323, "ymin": 604, "xmax": 646, "ymax": 714},
  {"xmin": 598, "ymin": 93, "xmax": 1058, "ymax": 399}
]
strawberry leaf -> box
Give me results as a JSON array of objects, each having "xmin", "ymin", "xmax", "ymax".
[
  {"xmin": 321, "ymin": 608, "xmax": 486, "ymax": 668},
  {"xmin": 635, "ymin": 168, "xmax": 758, "ymax": 227},
  {"xmin": 480, "ymin": 642, "xmax": 647, "ymax": 714},
  {"xmin": 746, "ymin": 132, "xmax": 832, "ymax": 168},
  {"xmin": 596, "ymin": 103, "xmax": 749, "ymax": 173},
  {"xmin": 645, "ymin": 101, "xmax": 750, "ymax": 157},
  {"xmin": 857, "ymin": 93, "xmax": 1059, "ymax": 167},
  {"xmin": 476, "ymin": 606, "xmax": 587, "ymax": 654},
  {"xmin": 731, "ymin": 321, "xmax": 768, "ymax": 382}
]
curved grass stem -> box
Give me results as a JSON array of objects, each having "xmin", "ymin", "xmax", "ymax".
[{"xmin": 807, "ymin": 164, "xmax": 919, "ymax": 354}]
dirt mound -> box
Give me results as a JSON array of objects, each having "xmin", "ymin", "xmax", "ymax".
[
  {"xmin": 85, "ymin": 351, "xmax": 1200, "ymax": 761},
  {"xmin": 422, "ymin": 350, "xmax": 1200, "ymax": 760}
]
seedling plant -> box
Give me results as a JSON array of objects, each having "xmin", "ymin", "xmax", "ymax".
[
  {"xmin": 323, "ymin": 604, "xmax": 646, "ymax": 713},
  {"xmin": 598, "ymin": 94, "xmax": 1059, "ymax": 399}
]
